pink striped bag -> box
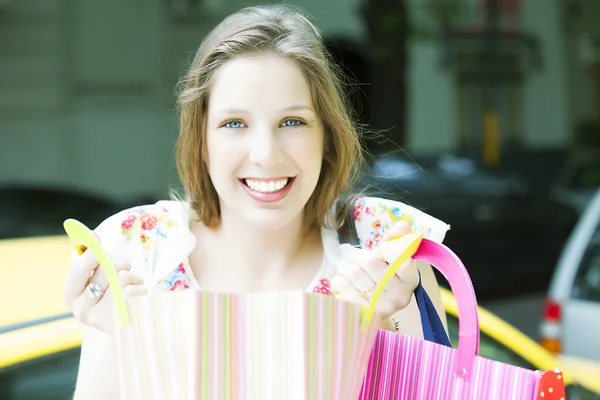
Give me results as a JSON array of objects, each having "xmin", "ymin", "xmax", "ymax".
[
  {"xmin": 358, "ymin": 238, "xmax": 567, "ymax": 400},
  {"xmin": 64, "ymin": 219, "xmax": 384, "ymax": 399}
]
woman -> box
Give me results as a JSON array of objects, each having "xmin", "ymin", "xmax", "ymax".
[{"xmin": 63, "ymin": 4, "xmax": 450, "ymax": 398}]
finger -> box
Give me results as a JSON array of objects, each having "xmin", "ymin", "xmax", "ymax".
[
  {"xmin": 71, "ymin": 290, "xmax": 102, "ymax": 324},
  {"xmin": 366, "ymin": 258, "xmax": 419, "ymax": 314},
  {"xmin": 70, "ymin": 249, "xmax": 81, "ymax": 262},
  {"xmin": 375, "ymin": 233, "xmax": 420, "ymax": 266},
  {"xmin": 382, "ymin": 259, "xmax": 420, "ymax": 312},
  {"xmin": 118, "ymin": 270, "xmax": 144, "ymax": 287},
  {"xmin": 340, "ymin": 246, "xmax": 402, "ymax": 303},
  {"xmin": 87, "ymin": 262, "xmax": 131, "ymax": 296},
  {"xmin": 330, "ymin": 276, "xmax": 369, "ymax": 306},
  {"xmin": 396, "ymin": 258, "xmax": 420, "ymax": 289},
  {"xmin": 336, "ymin": 259, "xmax": 376, "ymax": 292},
  {"xmin": 333, "ymin": 274, "xmax": 400, "ymax": 318},
  {"xmin": 69, "ymin": 270, "xmax": 138, "ymax": 329},
  {"xmin": 83, "ymin": 291, "xmax": 114, "ymax": 333},
  {"xmin": 339, "ymin": 243, "xmax": 372, "ymax": 264},
  {"xmin": 123, "ymin": 284, "xmax": 148, "ymax": 300},
  {"xmin": 64, "ymin": 249, "xmax": 102, "ymax": 306},
  {"xmin": 341, "ymin": 245, "xmax": 396, "ymax": 291},
  {"xmin": 383, "ymin": 220, "xmax": 411, "ymax": 242},
  {"xmin": 65, "ymin": 259, "xmax": 130, "ymax": 320}
]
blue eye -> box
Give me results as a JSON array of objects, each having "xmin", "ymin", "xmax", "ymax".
[
  {"xmin": 280, "ymin": 119, "xmax": 304, "ymax": 128},
  {"xmin": 223, "ymin": 120, "xmax": 245, "ymax": 129}
]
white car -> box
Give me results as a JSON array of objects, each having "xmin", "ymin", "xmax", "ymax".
[
  {"xmin": 539, "ymin": 187, "xmax": 600, "ymax": 361},
  {"xmin": 550, "ymin": 151, "xmax": 600, "ymax": 214}
]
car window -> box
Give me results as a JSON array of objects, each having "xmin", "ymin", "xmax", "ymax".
[
  {"xmin": 0, "ymin": 348, "xmax": 80, "ymax": 400},
  {"xmin": 572, "ymin": 231, "xmax": 600, "ymax": 302},
  {"xmin": 447, "ymin": 314, "xmax": 536, "ymax": 370},
  {"xmin": 567, "ymin": 162, "xmax": 600, "ymax": 189}
]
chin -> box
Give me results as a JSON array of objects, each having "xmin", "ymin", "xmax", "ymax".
[{"xmin": 238, "ymin": 206, "xmax": 305, "ymax": 232}]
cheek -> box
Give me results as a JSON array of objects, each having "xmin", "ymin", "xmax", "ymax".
[
  {"xmin": 204, "ymin": 133, "xmax": 230, "ymax": 180},
  {"xmin": 311, "ymin": 133, "xmax": 325, "ymax": 173},
  {"xmin": 295, "ymin": 130, "xmax": 324, "ymax": 169},
  {"xmin": 292, "ymin": 142, "xmax": 322, "ymax": 178}
]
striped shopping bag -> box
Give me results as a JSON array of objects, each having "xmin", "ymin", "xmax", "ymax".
[
  {"xmin": 63, "ymin": 219, "xmax": 385, "ymax": 400},
  {"xmin": 358, "ymin": 238, "xmax": 567, "ymax": 400}
]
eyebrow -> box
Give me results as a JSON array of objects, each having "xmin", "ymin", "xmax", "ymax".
[
  {"xmin": 282, "ymin": 105, "xmax": 314, "ymax": 113},
  {"xmin": 215, "ymin": 105, "xmax": 315, "ymax": 114}
]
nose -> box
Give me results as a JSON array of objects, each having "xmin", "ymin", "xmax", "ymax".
[{"xmin": 248, "ymin": 126, "xmax": 284, "ymax": 167}]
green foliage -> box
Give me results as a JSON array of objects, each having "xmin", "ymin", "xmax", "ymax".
[
  {"xmin": 411, "ymin": 0, "xmax": 472, "ymax": 41},
  {"xmin": 364, "ymin": 0, "xmax": 472, "ymax": 61}
]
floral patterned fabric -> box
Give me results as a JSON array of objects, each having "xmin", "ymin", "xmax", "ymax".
[
  {"xmin": 352, "ymin": 197, "xmax": 439, "ymax": 250},
  {"xmin": 93, "ymin": 197, "xmax": 450, "ymax": 293}
]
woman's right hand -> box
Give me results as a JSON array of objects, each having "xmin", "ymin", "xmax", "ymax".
[{"xmin": 63, "ymin": 245, "xmax": 147, "ymax": 334}]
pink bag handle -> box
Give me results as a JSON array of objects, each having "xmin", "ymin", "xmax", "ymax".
[{"xmin": 413, "ymin": 238, "xmax": 480, "ymax": 379}]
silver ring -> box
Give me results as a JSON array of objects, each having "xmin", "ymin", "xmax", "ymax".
[{"xmin": 85, "ymin": 282, "xmax": 104, "ymax": 299}]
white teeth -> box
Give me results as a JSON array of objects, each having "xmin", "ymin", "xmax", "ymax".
[{"xmin": 244, "ymin": 178, "xmax": 290, "ymax": 193}]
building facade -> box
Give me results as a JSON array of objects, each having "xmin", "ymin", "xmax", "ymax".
[{"xmin": 0, "ymin": 0, "xmax": 595, "ymax": 200}]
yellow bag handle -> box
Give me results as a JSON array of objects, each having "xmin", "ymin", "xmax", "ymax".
[
  {"xmin": 360, "ymin": 231, "xmax": 424, "ymax": 331},
  {"xmin": 63, "ymin": 219, "xmax": 131, "ymax": 328}
]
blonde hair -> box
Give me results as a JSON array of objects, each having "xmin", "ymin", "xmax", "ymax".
[{"xmin": 175, "ymin": 4, "xmax": 364, "ymax": 228}]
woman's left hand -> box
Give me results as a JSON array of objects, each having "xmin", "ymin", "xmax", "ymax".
[{"xmin": 330, "ymin": 220, "xmax": 420, "ymax": 322}]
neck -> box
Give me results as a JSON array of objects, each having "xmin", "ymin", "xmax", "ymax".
[{"xmin": 199, "ymin": 209, "xmax": 316, "ymax": 279}]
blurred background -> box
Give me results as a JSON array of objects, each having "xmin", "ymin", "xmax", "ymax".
[{"xmin": 1, "ymin": 0, "xmax": 600, "ymax": 398}]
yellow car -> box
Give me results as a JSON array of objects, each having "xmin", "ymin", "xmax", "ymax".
[
  {"xmin": 1, "ymin": 236, "xmax": 600, "ymax": 399},
  {"xmin": 441, "ymin": 289, "xmax": 600, "ymax": 398}
]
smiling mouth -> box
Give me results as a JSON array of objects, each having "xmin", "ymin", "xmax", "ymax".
[{"xmin": 241, "ymin": 177, "xmax": 294, "ymax": 193}]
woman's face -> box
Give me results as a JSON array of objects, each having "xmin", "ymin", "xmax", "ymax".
[{"xmin": 205, "ymin": 54, "xmax": 324, "ymax": 230}]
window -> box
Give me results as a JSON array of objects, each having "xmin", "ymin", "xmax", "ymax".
[
  {"xmin": 568, "ymin": 163, "xmax": 600, "ymax": 190},
  {"xmin": 572, "ymin": 231, "xmax": 600, "ymax": 302}
]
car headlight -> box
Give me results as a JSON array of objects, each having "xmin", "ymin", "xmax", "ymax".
[{"xmin": 565, "ymin": 384, "xmax": 600, "ymax": 400}]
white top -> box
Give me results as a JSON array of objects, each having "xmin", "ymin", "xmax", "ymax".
[{"xmin": 94, "ymin": 196, "xmax": 451, "ymax": 295}]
